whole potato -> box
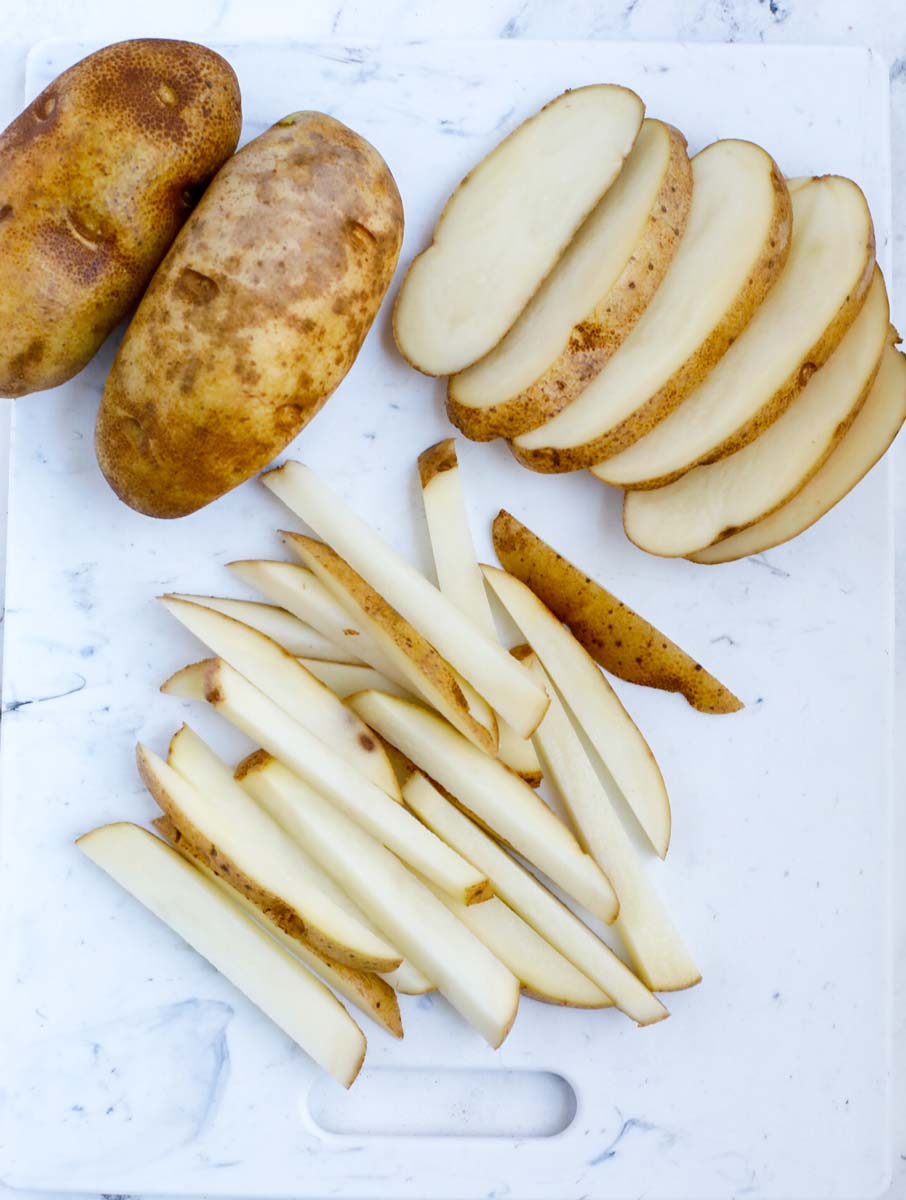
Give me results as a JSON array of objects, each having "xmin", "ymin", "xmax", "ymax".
[
  {"xmin": 0, "ymin": 39, "xmax": 241, "ymax": 397},
  {"xmin": 95, "ymin": 111, "xmax": 404, "ymax": 518}
]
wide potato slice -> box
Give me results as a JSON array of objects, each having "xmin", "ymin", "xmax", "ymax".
[
  {"xmin": 690, "ymin": 338, "xmax": 906, "ymax": 563},
  {"xmin": 77, "ymin": 823, "xmax": 366, "ymax": 1087},
  {"xmin": 167, "ymin": 593, "xmax": 355, "ymax": 661},
  {"xmin": 511, "ymin": 139, "xmax": 791, "ymax": 471},
  {"xmin": 491, "ymin": 510, "xmax": 742, "ymax": 714},
  {"xmin": 597, "ymin": 174, "xmax": 876, "ymax": 489},
  {"xmin": 447, "ymin": 121, "xmax": 691, "ymax": 440},
  {"xmin": 393, "ymin": 85, "xmax": 644, "ymax": 376},
  {"xmin": 623, "ymin": 269, "xmax": 890, "ymax": 556}
]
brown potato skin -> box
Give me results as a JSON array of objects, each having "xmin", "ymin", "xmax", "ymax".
[
  {"xmin": 96, "ymin": 112, "xmax": 404, "ymax": 518},
  {"xmin": 0, "ymin": 39, "xmax": 241, "ymax": 397},
  {"xmin": 493, "ymin": 510, "xmax": 743, "ymax": 714}
]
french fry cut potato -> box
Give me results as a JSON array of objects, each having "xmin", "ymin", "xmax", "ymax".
[
  {"xmin": 161, "ymin": 596, "xmax": 402, "ymax": 800},
  {"xmin": 77, "ymin": 823, "xmax": 366, "ymax": 1087},
  {"xmin": 167, "ymin": 593, "xmax": 352, "ymax": 661},
  {"xmin": 520, "ymin": 652, "xmax": 701, "ymax": 991},
  {"xmin": 153, "ymin": 814, "xmax": 404, "ymax": 1038},
  {"xmin": 447, "ymin": 121, "xmax": 691, "ymax": 441},
  {"xmin": 482, "ymin": 567, "xmax": 671, "ymax": 859},
  {"xmin": 417, "ymin": 440, "xmax": 542, "ymax": 784},
  {"xmin": 596, "ymin": 174, "xmax": 876, "ymax": 489},
  {"xmin": 491, "ymin": 510, "xmax": 742, "ymax": 714},
  {"xmin": 161, "ymin": 658, "xmax": 491, "ymax": 905},
  {"xmin": 393, "ymin": 85, "xmax": 644, "ymax": 376},
  {"xmin": 297, "ymin": 659, "xmax": 412, "ymax": 701},
  {"xmin": 511, "ymin": 139, "xmax": 792, "ymax": 471},
  {"xmin": 380, "ymin": 961, "xmax": 435, "ymax": 996},
  {"xmin": 137, "ymin": 739, "xmax": 401, "ymax": 972},
  {"xmin": 403, "ymin": 774, "xmax": 667, "ymax": 1026},
  {"xmin": 690, "ymin": 338, "xmax": 906, "ymax": 563},
  {"xmin": 239, "ymin": 754, "xmax": 520, "ymax": 1048},
  {"xmin": 262, "ymin": 462, "xmax": 548, "ymax": 737},
  {"xmin": 348, "ymin": 690, "xmax": 618, "ymax": 924}
]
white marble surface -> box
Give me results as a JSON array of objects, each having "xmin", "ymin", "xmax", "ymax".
[{"xmin": 0, "ymin": 5, "xmax": 905, "ymax": 1200}]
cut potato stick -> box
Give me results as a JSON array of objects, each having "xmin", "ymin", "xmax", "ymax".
[
  {"xmin": 403, "ymin": 775, "xmax": 667, "ymax": 1026},
  {"xmin": 380, "ymin": 961, "xmax": 435, "ymax": 996},
  {"xmin": 520, "ymin": 651, "xmax": 700, "ymax": 991},
  {"xmin": 348, "ymin": 690, "xmax": 617, "ymax": 924},
  {"xmin": 283, "ymin": 532, "xmax": 498, "ymax": 756},
  {"xmin": 239, "ymin": 753, "xmax": 520, "ymax": 1048},
  {"xmin": 166, "ymin": 593, "xmax": 351, "ymax": 661},
  {"xmin": 298, "ymin": 658, "xmax": 413, "ymax": 701},
  {"xmin": 492, "ymin": 509, "xmax": 742, "ymax": 714},
  {"xmin": 161, "ymin": 596, "xmax": 402, "ymax": 801},
  {"xmin": 137, "ymin": 740, "xmax": 401, "ymax": 972},
  {"xmin": 161, "ymin": 659, "xmax": 491, "ymax": 905},
  {"xmin": 261, "ymin": 462, "xmax": 549, "ymax": 737},
  {"xmin": 483, "ymin": 566, "xmax": 671, "ymax": 859},
  {"xmin": 418, "ymin": 439, "xmax": 542, "ymax": 785},
  {"xmin": 153, "ymin": 814, "xmax": 404, "ymax": 1038},
  {"xmin": 78, "ymin": 823, "xmax": 366, "ymax": 1087}
]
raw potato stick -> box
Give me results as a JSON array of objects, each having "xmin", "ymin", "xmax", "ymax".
[
  {"xmin": 297, "ymin": 659, "xmax": 413, "ymax": 701},
  {"xmin": 166, "ymin": 593, "xmax": 353, "ymax": 661}
]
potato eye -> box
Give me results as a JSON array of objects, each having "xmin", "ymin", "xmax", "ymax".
[
  {"xmin": 34, "ymin": 94, "xmax": 56, "ymax": 121},
  {"xmin": 156, "ymin": 82, "xmax": 178, "ymax": 107}
]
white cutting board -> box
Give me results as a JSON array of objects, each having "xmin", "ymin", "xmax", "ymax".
[{"xmin": 0, "ymin": 39, "xmax": 895, "ymax": 1200}]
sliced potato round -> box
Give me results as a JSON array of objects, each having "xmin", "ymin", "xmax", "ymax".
[
  {"xmin": 622, "ymin": 268, "xmax": 890, "ymax": 557},
  {"xmin": 446, "ymin": 120, "xmax": 691, "ymax": 441},
  {"xmin": 510, "ymin": 140, "xmax": 791, "ymax": 472},
  {"xmin": 393, "ymin": 85, "xmax": 644, "ymax": 376},
  {"xmin": 597, "ymin": 175, "xmax": 876, "ymax": 490},
  {"xmin": 689, "ymin": 336, "xmax": 906, "ymax": 564}
]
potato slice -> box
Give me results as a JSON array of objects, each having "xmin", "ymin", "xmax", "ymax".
[
  {"xmin": 623, "ymin": 270, "xmax": 890, "ymax": 556},
  {"xmin": 491, "ymin": 509, "xmax": 742, "ymax": 714},
  {"xmin": 348, "ymin": 690, "xmax": 618, "ymax": 924},
  {"xmin": 393, "ymin": 85, "xmax": 644, "ymax": 376},
  {"xmin": 511, "ymin": 139, "xmax": 791, "ymax": 471},
  {"xmin": 482, "ymin": 566, "xmax": 671, "ymax": 859},
  {"xmin": 161, "ymin": 658, "xmax": 491, "ymax": 905},
  {"xmin": 239, "ymin": 753, "xmax": 520, "ymax": 1048},
  {"xmin": 166, "ymin": 593, "xmax": 352, "ymax": 661},
  {"xmin": 161, "ymin": 596, "xmax": 402, "ymax": 801},
  {"xmin": 403, "ymin": 774, "xmax": 667, "ymax": 1026},
  {"xmin": 447, "ymin": 120, "xmax": 691, "ymax": 441},
  {"xmin": 691, "ymin": 338, "xmax": 906, "ymax": 563},
  {"xmin": 262, "ymin": 462, "xmax": 549, "ymax": 737},
  {"xmin": 153, "ymin": 814, "xmax": 404, "ymax": 1038},
  {"xmin": 283, "ymin": 532, "xmax": 498, "ymax": 756},
  {"xmin": 137, "ymin": 740, "xmax": 401, "ymax": 972},
  {"xmin": 418, "ymin": 440, "xmax": 541, "ymax": 785},
  {"xmin": 520, "ymin": 651, "xmax": 700, "ymax": 991},
  {"xmin": 77, "ymin": 822, "xmax": 366, "ymax": 1087},
  {"xmin": 297, "ymin": 659, "xmax": 412, "ymax": 701},
  {"xmin": 597, "ymin": 175, "xmax": 876, "ymax": 488},
  {"xmin": 380, "ymin": 961, "xmax": 435, "ymax": 996}
]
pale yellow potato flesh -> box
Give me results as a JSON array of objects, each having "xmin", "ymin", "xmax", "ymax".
[
  {"xmin": 240, "ymin": 755, "xmax": 520, "ymax": 1048},
  {"xmin": 166, "ymin": 593, "xmax": 349, "ymax": 661},
  {"xmin": 349, "ymin": 689, "xmax": 618, "ymax": 924},
  {"xmin": 77, "ymin": 823, "xmax": 366, "ymax": 1087},
  {"xmin": 482, "ymin": 566, "xmax": 671, "ymax": 859},
  {"xmin": 297, "ymin": 659, "xmax": 412, "ymax": 701},
  {"xmin": 380, "ymin": 961, "xmax": 435, "ymax": 996},
  {"xmin": 512, "ymin": 139, "xmax": 791, "ymax": 471},
  {"xmin": 447, "ymin": 120, "xmax": 691, "ymax": 441},
  {"xmin": 690, "ymin": 338, "xmax": 906, "ymax": 563},
  {"xmin": 622, "ymin": 269, "xmax": 890, "ymax": 557},
  {"xmin": 393, "ymin": 85, "xmax": 644, "ymax": 376},
  {"xmin": 403, "ymin": 774, "xmax": 667, "ymax": 1026}
]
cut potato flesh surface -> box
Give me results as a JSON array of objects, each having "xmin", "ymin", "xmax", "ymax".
[
  {"xmin": 598, "ymin": 174, "xmax": 876, "ymax": 488},
  {"xmin": 77, "ymin": 823, "xmax": 366, "ymax": 1087},
  {"xmin": 483, "ymin": 566, "xmax": 671, "ymax": 859},
  {"xmin": 691, "ymin": 339, "xmax": 906, "ymax": 563},
  {"xmin": 623, "ymin": 269, "xmax": 890, "ymax": 556},
  {"xmin": 349, "ymin": 689, "xmax": 618, "ymax": 924},
  {"xmin": 262, "ymin": 463, "xmax": 549, "ymax": 737},
  {"xmin": 297, "ymin": 659, "xmax": 412, "ymax": 701},
  {"xmin": 448, "ymin": 120, "xmax": 692, "ymax": 441},
  {"xmin": 161, "ymin": 658, "xmax": 490, "ymax": 905},
  {"xmin": 166, "ymin": 593, "xmax": 347, "ymax": 661},
  {"xmin": 403, "ymin": 774, "xmax": 667, "ymax": 1026},
  {"xmin": 393, "ymin": 85, "xmax": 644, "ymax": 376},
  {"xmin": 241, "ymin": 755, "xmax": 520, "ymax": 1048},
  {"xmin": 380, "ymin": 961, "xmax": 435, "ymax": 995},
  {"xmin": 512, "ymin": 139, "xmax": 791, "ymax": 471}
]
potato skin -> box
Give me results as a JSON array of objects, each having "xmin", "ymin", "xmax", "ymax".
[
  {"xmin": 96, "ymin": 112, "xmax": 404, "ymax": 518},
  {"xmin": 0, "ymin": 39, "xmax": 241, "ymax": 397}
]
